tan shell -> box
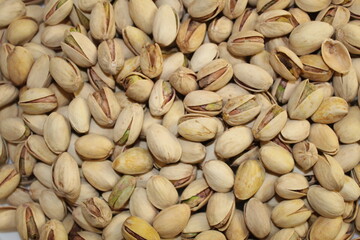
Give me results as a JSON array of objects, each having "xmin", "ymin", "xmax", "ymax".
[
  {"xmin": 233, "ymin": 63, "xmax": 273, "ymax": 92},
  {"xmin": 260, "ymin": 144, "xmax": 295, "ymax": 174},
  {"xmin": 206, "ymin": 192, "xmax": 235, "ymax": 231},
  {"xmin": 321, "ymin": 38, "xmax": 352, "ymax": 74},
  {"xmin": 178, "ymin": 114, "xmax": 218, "ymax": 142},
  {"xmin": 280, "ymin": 119, "xmax": 310, "ymax": 144},
  {"xmin": 308, "ymin": 123, "xmax": 339, "ymax": 155},
  {"xmin": 244, "ymin": 197, "xmax": 271, "ymax": 239},
  {"xmin": 75, "ymin": 134, "xmax": 114, "ymax": 161},
  {"xmin": 146, "ymin": 175, "xmax": 179, "ymax": 210},
  {"xmin": 113, "ymin": 147, "xmax": 153, "ymax": 175},
  {"xmin": 203, "ymin": 160, "xmax": 234, "ymax": 193}
]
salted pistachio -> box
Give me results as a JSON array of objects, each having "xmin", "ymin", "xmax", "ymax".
[
  {"xmin": 96, "ymin": 39, "xmax": 124, "ymax": 76},
  {"xmin": 39, "ymin": 189, "xmax": 67, "ymax": 221},
  {"xmin": 87, "ymin": 64, "xmax": 115, "ymax": 91},
  {"xmin": 122, "ymin": 26, "xmax": 153, "ymax": 56},
  {"xmin": 29, "ymin": 180, "xmax": 47, "ymax": 202},
  {"xmin": 311, "ymin": 97, "xmax": 348, "ymax": 124},
  {"xmin": 146, "ymin": 175, "xmax": 179, "ymax": 210},
  {"xmin": 334, "ymin": 143, "xmax": 360, "ymax": 172},
  {"xmin": 178, "ymin": 114, "xmax": 218, "ymax": 142},
  {"xmin": 122, "ymin": 216, "xmax": 160, "ymax": 240},
  {"xmin": 256, "ymin": 10, "xmax": 295, "ymax": 38},
  {"xmin": 244, "ymin": 197, "xmax": 271, "ymax": 239},
  {"xmin": 7, "ymin": 46, "xmax": 34, "ymax": 86},
  {"xmin": 113, "ymin": 147, "xmax": 152, "ymax": 175},
  {"xmin": 337, "ymin": 23, "xmax": 360, "ymax": 56},
  {"xmin": 252, "ymin": 104, "xmax": 287, "ymax": 141},
  {"xmin": 0, "ymin": 117, "xmax": 30, "ymax": 144},
  {"xmin": 333, "ymin": 66, "xmax": 358, "ymax": 102},
  {"xmin": 81, "ymin": 197, "xmax": 112, "ymax": 229},
  {"xmin": 82, "ymin": 160, "xmax": 119, "ymax": 192},
  {"xmin": 177, "ymin": 139, "xmax": 205, "ymax": 164},
  {"xmin": 190, "ymin": 43, "xmax": 219, "ymax": 73},
  {"xmin": 176, "ymin": 18, "xmax": 206, "ymax": 54},
  {"xmin": 334, "ymin": 106, "xmax": 360, "ymax": 144},
  {"xmin": 233, "ymin": 63, "xmax": 273, "ymax": 92},
  {"xmin": 43, "ymin": 112, "xmax": 71, "ymax": 154},
  {"xmin": 69, "ymin": 4, "xmax": 90, "ymax": 29},
  {"xmin": 222, "ymin": 95, "xmax": 261, "ymax": 126},
  {"xmin": 90, "ymin": 2, "xmax": 116, "ymax": 41},
  {"xmin": 25, "ymin": 135, "xmax": 57, "ymax": 165},
  {"xmin": 121, "ymin": 72, "xmax": 154, "ymax": 103},
  {"xmin": 68, "ymin": 96, "xmax": 91, "ymax": 134},
  {"xmin": 52, "ymin": 152, "xmax": 81, "ymax": 202},
  {"xmin": 275, "ymin": 172, "xmax": 309, "ymax": 199},
  {"xmin": 107, "ymin": 175, "xmax": 136, "ymax": 211},
  {"xmin": 0, "ymin": 43, "xmax": 15, "ymax": 79},
  {"xmin": 307, "ymin": 185, "xmax": 345, "ymax": 218},
  {"xmin": 169, "ymin": 67, "xmax": 198, "ymax": 95},
  {"xmin": 16, "ymin": 202, "xmax": 46, "ymax": 240},
  {"xmin": 0, "ymin": 206, "xmax": 17, "ymax": 232},
  {"xmin": 149, "ymin": 80, "xmax": 175, "ymax": 117},
  {"xmin": 72, "ymin": 206, "xmax": 102, "ymax": 234},
  {"xmin": 227, "ymin": 30, "xmax": 264, "ymax": 57},
  {"xmin": 300, "ymin": 54, "xmax": 334, "ymax": 82},
  {"xmin": 159, "ymin": 163, "xmax": 196, "ymax": 189},
  {"xmin": 295, "ymin": 0, "xmax": 332, "ymax": 12},
  {"xmin": 103, "ymin": 211, "xmax": 131, "ymax": 240},
  {"xmin": 140, "ymin": 108, "xmax": 162, "ymax": 138},
  {"xmin": 13, "ymin": 142, "xmax": 36, "ymax": 178},
  {"xmin": 33, "ymin": 163, "xmax": 53, "ymax": 189},
  {"xmin": 39, "ymin": 219, "xmax": 68, "ymax": 240},
  {"xmin": 339, "ymin": 176, "xmax": 360, "ymax": 202},
  {"xmin": 272, "ymin": 199, "xmax": 312, "ymax": 228},
  {"xmin": 61, "ymin": 31, "xmax": 97, "ymax": 68},
  {"xmin": 113, "ymin": 0, "xmax": 133, "ymax": 33},
  {"xmin": 321, "ymin": 38, "xmax": 352, "ymax": 74},
  {"xmin": 208, "ymin": 16, "xmax": 233, "ymax": 44},
  {"xmin": 73, "ymin": 179, "xmax": 100, "ymax": 207},
  {"xmin": 75, "ymin": 134, "xmax": 114, "ymax": 161},
  {"xmin": 43, "ymin": 0, "xmax": 73, "ymax": 25},
  {"xmin": 308, "ymin": 216, "xmax": 343, "ymax": 240},
  {"xmin": 270, "ymin": 78, "xmax": 298, "ymax": 104},
  {"xmin": 280, "ymin": 119, "xmax": 310, "ymax": 144},
  {"xmin": 162, "ymin": 99, "xmax": 185, "ymax": 135},
  {"xmin": 180, "ymin": 178, "xmax": 213, "ymax": 211},
  {"xmin": 27, "ymin": 55, "xmax": 52, "ymax": 89},
  {"xmin": 128, "ymin": 0, "xmax": 157, "ymax": 35},
  {"xmin": 197, "ymin": 59, "xmax": 233, "ymax": 91},
  {"xmin": 234, "ymin": 160, "xmax": 265, "ymax": 200},
  {"xmin": 308, "ymin": 123, "xmax": 339, "ymax": 155},
  {"xmin": 182, "ymin": 212, "xmax": 211, "ymax": 239},
  {"xmin": 153, "ymin": 4, "xmax": 179, "ymax": 47},
  {"xmin": 0, "ymin": 0, "xmax": 26, "ymax": 28},
  {"xmin": 202, "ymin": 160, "xmax": 234, "ymax": 193},
  {"xmin": 316, "ymin": 5, "xmax": 350, "ymax": 28},
  {"xmin": 289, "ymin": 21, "xmax": 334, "ymax": 56},
  {"xmin": 225, "ymin": 210, "xmax": 249, "ymax": 240},
  {"xmin": 129, "ymin": 187, "xmax": 158, "ymax": 224},
  {"xmin": 19, "ymin": 88, "xmax": 57, "ymax": 115},
  {"xmin": 6, "ymin": 17, "xmax": 38, "ymax": 46},
  {"xmin": 206, "ymin": 192, "xmax": 235, "ymax": 231},
  {"xmin": 49, "ymin": 57, "xmax": 83, "ymax": 93},
  {"xmin": 6, "ymin": 187, "xmax": 33, "ymax": 207},
  {"xmin": 41, "ymin": 24, "xmax": 72, "ymax": 49},
  {"xmin": 260, "ymin": 143, "xmax": 294, "ymax": 174},
  {"xmin": 313, "ymin": 154, "xmax": 345, "ymax": 191},
  {"xmin": 270, "ymin": 46, "xmax": 303, "ymax": 81},
  {"xmin": 292, "ymin": 141, "xmax": 319, "ymax": 171},
  {"xmin": 232, "ymin": 8, "xmax": 258, "ymax": 33},
  {"xmin": 113, "ymin": 104, "xmax": 143, "ymax": 146},
  {"xmin": 87, "ymin": 87, "xmax": 121, "ymax": 127},
  {"xmin": 289, "ymin": 8, "xmax": 311, "ymax": 25},
  {"xmin": 184, "ymin": 90, "xmax": 223, "ymax": 116},
  {"xmin": 221, "ymin": 0, "xmax": 246, "ymax": 19},
  {"xmin": 140, "ymin": 43, "xmax": 163, "ymax": 79},
  {"xmin": 187, "ymin": 0, "xmax": 225, "ymax": 22},
  {"xmin": 287, "ymin": 79, "xmax": 324, "ymax": 120},
  {"xmin": 160, "ymin": 51, "xmax": 187, "ymax": 80},
  {"xmin": 0, "ymin": 164, "xmax": 20, "ymax": 200}
]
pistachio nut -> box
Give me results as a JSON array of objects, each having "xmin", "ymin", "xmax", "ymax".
[
  {"xmin": 256, "ymin": 10, "xmax": 295, "ymax": 38},
  {"xmin": 33, "ymin": 162, "xmax": 53, "ymax": 189},
  {"xmin": 7, "ymin": 46, "xmax": 34, "ymax": 86},
  {"xmin": 203, "ymin": 160, "xmax": 234, "ymax": 192},
  {"xmin": 108, "ymin": 175, "xmax": 136, "ymax": 210},
  {"xmin": 187, "ymin": 0, "xmax": 225, "ymax": 22},
  {"xmin": 271, "ymin": 199, "xmax": 312, "ymax": 228},
  {"xmin": 40, "ymin": 24, "xmax": 72, "ymax": 49},
  {"xmin": 49, "ymin": 57, "xmax": 84, "ymax": 93},
  {"xmin": 300, "ymin": 54, "xmax": 334, "ymax": 82},
  {"xmin": 146, "ymin": 175, "xmax": 179, "ymax": 209},
  {"xmin": 27, "ymin": 55, "xmax": 52, "ymax": 89},
  {"xmin": 39, "ymin": 219, "xmax": 68, "ymax": 240},
  {"xmin": 260, "ymin": 143, "xmax": 295, "ymax": 174},
  {"xmin": 159, "ymin": 162, "xmax": 196, "ymax": 189},
  {"xmin": 43, "ymin": 0, "xmax": 73, "ymax": 25},
  {"xmin": 14, "ymin": 143, "xmax": 36, "ymax": 178},
  {"xmin": 121, "ymin": 72, "xmax": 154, "ymax": 103},
  {"xmin": 321, "ymin": 38, "xmax": 352, "ymax": 74},
  {"xmin": 276, "ymin": 173, "xmax": 308, "ymax": 200},
  {"xmin": 82, "ymin": 160, "xmax": 119, "ymax": 192},
  {"xmin": 169, "ymin": 67, "xmax": 198, "ymax": 95},
  {"xmin": 279, "ymin": 119, "xmax": 310, "ymax": 144},
  {"xmin": 271, "ymin": 228, "xmax": 300, "ymax": 240},
  {"xmin": 308, "ymin": 123, "xmax": 339, "ymax": 155},
  {"xmin": 225, "ymin": 210, "xmax": 249, "ymax": 240},
  {"xmin": 97, "ymin": 38, "xmax": 124, "ymax": 76},
  {"xmin": 75, "ymin": 134, "xmax": 114, "ymax": 161},
  {"xmin": 72, "ymin": 206, "xmax": 102, "ymax": 234},
  {"xmin": 0, "ymin": 206, "xmax": 17, "ymax": 232},
  {"xmin": 334, "ymin": 106, "xmax": 360, "ymax": 144},
  {"xmin": 311, "ymin": 97, "xmax": 348, "ymax": 124},
  {"xmin": 184, "ymin": 90, "xmax": 223, "ymax": 116},
  {"xmin": 114, "ymin": 0, "xmax": 133, "ymax": 33},
  {"xmin": 6, "ymin": 17, "xmax": 38, "ymax": 46},
  {"xmin": 87, "ymin": 87, "xmax": 121, "ymax": 127},
  {"xmin": 16, "ymin": 203, "xmax": 46, "ymax": 240},
  {"xmin": 181, "ymin": 178, "xmax": 213, "ymax": 211},
  {"xmin": 0, "ymin": 164, "xmax": 20, "ymax": 200},
  {"xmin": 195, "ymin": 230, "xmax": 226, "ymax": 240},
  {"xmin": 160, "ymin": 51, "xmax": 187, "ymax": 79},
  {"xmin": 146, "ymin": 124, "xmax": 182, "ymax": 164},
  {"xmin": 113, "ymin": 147, "xmax": 153, "ymax": 175},
  {"xmin": 222, "ymin": 95, "xmax": 260, "ymax": 125},
  {"xmin": 140, "ymin": 43, "xmax": 163, "ymax": 78},
  {"xmin": 0, "ymin": 117, "xmax": 31, "ymax": 143},
  {"xmin": 182, "ymin": 212, "xmax": 211, "ymax": 239},
  {"xmin": 19, "ymin": 88, "xmax": 57, "ymax": 115},
  {"xmin": 176, "ymin": 18, "xmax": 206, "ymax": 54},
  {"xmin": 122, "ymin": 26, "xmax": 153, "ymax": 56},
  {"xmin": 178, "ymin": 138, "xmax": 206, "ymax": 164},
  {"xmin": 313, "ymin": 154, "xmax": 345, "ymax": 191},
  {"xmin": 129, "ymin": 187, "xmax": 158, "ymax": 224},
  {"xmin": 270, "ymin": 46, "xmax": 304, "ymax": 81},
  {"xmin": 177, "ymin": 114, "xmax": 218, "ymax": 142},
  {"xmin": 308, "ymin": 216, "xmax": 343, "ymax": 240},
  {"xmin": 149, "ymin": 80, "xmax": 176, "ymax": 117},
  {"xmin": 223, "ymin": 0, "xmax": 247, "ymax": 19},
  {"xmin": 251, "ymin": 50, "xmax": 277, "ymax": 79},
  {"xmin": 90, "ymin": 2, "xmax": 116, "ymax": 40},
  {"xmin": 69, "ymin": 5, "xmax": 90, "ymax": 30},
  {"xmin": 88, "ymin": 64, "xmax": 116, "ymax": 91},
  {"xmin": 0, "ymin": 43, "xmax": 15, "ymax": 79},
  {"xmin": 339, "ymin": 175, "xmax": 360, "ymax": 201},
  {"xmin": 206, "ymin": 192, "xmax": 235, "ymax": 231},
  {"xmin": 190, "ymin": 43, "xmax": 219, "ymax": 73},
  {"xmin": 227, "ymin": 30, "xmax": 265, "ymax": 57},
  {"xmin": 39, "ymin": 189, "xmax": 67, "ymax": 221},
  {"xmin": 197, "ymin": 58, "xmax": 233, "ymax": 91},
  {"xmin": 52, "ymin": 152, "xmax": 81, "ymax": 202},
  {"xmin": 234, "ymin": 160, "xmax": 265, "ymax": 200},
  {"xmin": 0, "ymin": 0, "xmax": 26, "ymax": 28},
  {"xmin": 233, "ymin": 63, "xmax": 273, "ymax": 92},
  {"xmin": 113, "ymin": 104, "xmax": 143, "ymax": 146},
  {"xmin": 81, "ymin": 197, "xmax": 112, "ymax": 228},
  {"xmin": 43, "ymin": 112, "xmax": 71, "ymax": 154},
  {"xmin": 153, "ymin": 4, "xmax": 179, "ymax": 47},
  {"xmin": 333, "ymin": 65, "xmax": 359, "ymax": 102},
  {"xmin": 244, "ymin": 197, "xmax": 271, "ymax": 239},
  {"xmin": 163, "ymin": 99, "xmax": 185, "ymax": 135},
  {"xmin": 122, "ymin": 216, "xmax": 160, "ymax": 240},
  {"xmin": 335, "ymin": 143, "xmax": 360, "ymax": 172},
  {"xmin": 232, "ymin": 8, "xmax": 259, "ymax": 33},
  {"xmin": 316, "ymin": 5, "xmax": 350, "ymax": 29},
  {"xmin": 25, "ymin": 135, "xmax": 57, "ymax": 165},
  {"xmin": 287, "ymin": 79, "xmax": 324, "ymax": 120},
  {"xmin": 208, "ymin": 16, "xmax": 233, "ymax": 43},
  {"xmin": 103, "ymin": 211, "xmax": 131, "ymax": 240},
  {"xmin": 68, "ymin": 96, "xmax": 91, "ymax": 134}
]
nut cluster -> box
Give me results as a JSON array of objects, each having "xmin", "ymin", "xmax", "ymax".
[{"xmin": 1, "ymin": 0, "xmax": 360, "ymax": 240}]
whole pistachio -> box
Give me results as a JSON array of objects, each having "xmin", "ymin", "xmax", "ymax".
[
  {"xmin": 6, "ymin": 17, "xmax": 38, "ymax": 46},
  {"xmin": 0, "ymin": 0, "xmax": 26, "ymax": 28},
  {"xmin": 122, "ymin": 216, "xmax": 160, "ymax": 240},
  {"xmin": 140, "ymin": 43, "xmax": 163, "ymax": 78},
  {"xmin": 19, "ymin": 88, "xmax": 57, "ymax": 115},
  {"xmin": 90, "ymin": 2, "xmax": 116, "ymax": 41},
  {"xmin": 16, "ymin": 203, "xmax": 46, "ymax": 240},
  {"xmin": 81, "ymin": 197, "xmax": 112, "ymax": 228},
  {"xmin": 39, "ymin": 219, "xmax": 68, "ymax": 240},
  {"xmin": 121, "ymin": 72, "xmax": 154, "ymax": 103},
  {"xmin": 43, "ymin": 0, "xmax": 73, "ymax": 25},
  {"xmin": 0, "ymin": 164, "xmax": 20, "ymax": 200},
  {"xmin": 176, "ymin": 18, "xmax": 206, "ymax": 54},
  {"xmin": 108, "ymin": 175, "xmax": 136, "ymax": 210},
  {"xmin": 208, "ymin": 16, "xmax": 233, "ymax": 43},
  {"xmin": 7, "ymin": 46, "xmax": 34, "ymax": 86},
  {"xmin": 98, "ymin": 38, "xmax": 124, "ymax": 76},
  {"xmin": 153, "ymin": 4, "xmax": 180, "ymax": 47}
]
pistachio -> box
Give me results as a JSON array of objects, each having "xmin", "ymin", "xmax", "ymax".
[
  {"xmin": 27, "ymin": 55, "xmax": 52, "ymax": 89},
  {"xmin": 108, "ymin": 175, "xmax": 136, "ymax": 210},
  {"xmin": 228, "ymin": 30, "xmax": 265, "ymax": 57},
  {"xmin": 208, "ymin": 16, "xmax": 233, "ymax": 43},
  {"xmin": 19, "ymin": 88, "xmax": 57, "ymax": 115},
  {"xmin": 0, "ymin": 0, "xmax": 26, "ymax": 28},
  {"xmin": 300, "ymin": 54, "xmax": 334, "ymax": 82},
  {"xmin": 146, "ymin": 175, "xmax": 179, "ymax": 210},
  {"xmin": 244, "ymin": 197, "xmax": 271, "ymax": 239},
  {"xmin": 206, "ymin": 192, "xmax": 235, "ymax": 231},
  {"xmin": 197, "ymin": 59, "xmax": 233, "ymax": 91},
  {"xmin": 181, "ymin": 178, "xmax": 213, "ymax": 211},
  {"xmin": 140, "ymin": 43, "xmax": 163, "ymax": 79},
  {"xmin": 321, "ymin": 38, "xmax": 352, "ymax": 74},
  {"xmin": 0, "ymin": 117, "xmax": 31, "ymax": 143},
  {"xmin": 149, "ymin": 80, "xmax": 176, "ymax": 117},
  {"xmin": 82, "ymin": 160, "xmax": 119, "ymax": 192},
  {"xmin": 121, "ymin": 72, "xmax": 154, "ymax": 103},
  {"xmin": 169, "ymin": 67, "xmax": 198, "ymax": 95},
  {"xmin": 188, "ymin": 0, "xmax": 225, "ymax": 22},
  {"xmin": 270, "ymin": 46, "xmax": 304, "ymax": 81},
  {"xmin": 256, "ymin": 10, "xmax": 295, "ymax": 38},
  {"xmin": 7, "ymin": 46, "xmax": 34, "ymax": 86},
  {"xmin": 6, "ymin": 17, "xmax": 38, "ymax": 46},
  {"xmin": 90, "ymin": 2, "xmax": 116, "ymax": 41},
  {"xmin": 129, "ymin": 187, "xmax": 158, "ymax": 224},
  {"xmin": 43, "ymin": 0, "xmax": 73, "ymax": 25},
  {"xmin": 182, "ymin": 212, "xmax": 211, "ymax": 239},
  {"xmin": 160, "ymin": 162, "xmax": 196, "ymax": 189},
  {"xmin": 177, "ymin": 114, "xmax": 218, "ymax": 142},
  {"xmin": 275, "ymin": 173, "xmax": 309, "ymax": 199},
  {"xmin": 232, "ymin": 8, "xmax": 259, "ymax": 33},
  {"xmin": 0, "ymin": 164, "xmax": 20, "ymax": 200},
  {"xmin": 16, "ymin": 203, "xmax": 46, "ymax": 240},
  {"xmin": 176, "ymin": 18, "xmax": 206, "ymax": 54},
  {"xmin": 39, "ymin": 219, "xmax": 68, "ymax": 240},
  {"xmin": 44, "ymin": 112, "xmax": 71, "ymax": 154},
  {"xmin": 39, "ymin": 189, "xmax": 67, "ymax": 221},
  {"xmin": 308, "ymin": 123, "xmax": 339, "ymax": 155},
  {"xmin": 153, "ymin": 4, "xmax": 179, "ymax": 47},
  {"xmin": 0, "ymin": 207, "xmax": 17, "ymax": 232},
  {"xmin": 75, "ymin": 134, "xmax": 114, "ymax": 161},
  {"xmin": 122, "ymin": 216, "xmax": 160, "ymax": 240},
  {"xmin": 317, "ymin": 5, "xmax": 350, "ymax": 29},
  {"xmin": 334, "ymin": 106, "xmax": 360, "ymax": 144},
  {"xmin": 203, "ymin": 160, "xmax": 234, "ymax": 192},
  {"xmin": 81, "ymin": 197, "xmax": 112, "ymax": 228},
  {"xmin": 233, "ymin": 63, "xmax": 273, "ymax": 92},
  {"xmin": 271, "ymin": 199, "xmax": 312, "ymax": 228},
  {"xmin": 184, "ymin": 90, "xmax": 223, "ymax": 116},
  {"xmin": 260, "ymin": 143, "xmax": 295, "ymax": 174}
]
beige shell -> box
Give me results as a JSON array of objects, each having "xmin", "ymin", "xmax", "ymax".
[
  {"xmin": 113, "ymin": 147, "xmax": 153, "ymax": 175},
  {"xmin": 184, "ymin": 90, "xmax": 223, "ymax": 117},
  {"xmin": 334, "ymin": 106, "xmax": 360, "ymax": 144},
  {"xmin": 311, "ymin": 97, "xmax": 349, "ymax": 124},
  {"xmin": 280, "ymin": 119, "xmax": 310, "ymax": 144},
  {"xmin": 203, "ymin": 160, "xmax": 234, "ymax": 193},
  {"xmin": 178, "ymin": 114, "xmax": 218, "ymax": 142},
  {"xmin": 313, "ymin": 154, "xmax": 345, "ymax": 191},
  {"xmin": 233, "ymin": 63, "xmax": 273, "ymax": 92},
  {"xmin": 75, "ymin": 134, "xmax": 114, "ymax": 161},
  {"xmin": 146, "ymin": 175, "xmax": 179, "ymax": 210},
  {"xmin": 180, "ymin": 178, "xmax": 213, "ymax": 211},
  {"xmin": 321, "ymin": 38, "xmax": 352, "ymax": 74},
  {"xmin": 244, "ymin": 197, "xmax": 271, "ymax": 239},
  {"xmin": 206, "ymin": 192, "xmax": 235, "ymax": 231},
  {"xmin": 159, "ymin": 162, "xmax": 196, "ymax": 189},
  {"xmin": 271, "ymin": 199, "xmax": 312, "ymax": 228},
  {"xmin": 260, "ymin": 144, "xmax": 294, "ymax": 174},
  {"xmin": 308, "ymin": 123, "xmax": 339, "ymax": 155},
  {"xmin": 43, "ymin": 112, "xmax": 71, "ymax": 154}
]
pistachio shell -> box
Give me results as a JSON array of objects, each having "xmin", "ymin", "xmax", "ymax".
[{"xmin": 206, "ymin": 192, "xmax": 235, "ymax": 231}]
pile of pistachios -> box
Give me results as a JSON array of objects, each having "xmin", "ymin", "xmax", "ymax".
[{"xmin": 1, "ymin": 0, "xmax": 360, "ymax": 239}]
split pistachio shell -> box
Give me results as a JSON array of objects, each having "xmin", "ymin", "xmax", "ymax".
[
  {"xmin": 121, "ymin": 72, "xmax": 154, "ymax": 103},
  {"xmin": 333, "ymin": 65, "xmax": 359, "ymax": 103},
  {"xmin": 122, "ymin": 216, "xmax": 160, "ymax": 240},
  {"xmin": 177, "ymin": 114, "xmax": 218, "ymax": 142},
  {"xmin": 153, "ymin": 4, "xmax": 179, "ymax": 47},
  {"xmin": 314, "ymin": 154, "xmax": 345, "ymax": 191},
  {"xmin": 300, "ymin": 54, "xmax": 334, "ymax": 82},
  {"xmin": 122, "ymin": 26, "xmax": 153, "ymax": 56},
  {"xmin": 113, "ymin": 147, "xmax": 153, "ymax": 175},
  {"xmin": 321, "ymin": 38, "xmax": 352, "ymax": 74},
  {"xmin": 25, "ymin": 135, "xmax": 57, "ymax": 165},
  {"xmin": 234, "ymin": 160, "xmax": 265, "ymax": 200},
  {"xmin": 90, "ymin": 2, "xmax": 116, "ymax": 41},
  {"xmin": 146, "ymin": 175, "xmax": 179, "ymax": 210},
  {"xmin": 334, "ymin": 106, "xmax": 360, "ymax": 144},
  {"xmin": 39, "ymin": 219, "xmax": 68, "ymax": 240},
  {"xmin": 75, "ymin": 134, "xmax": 114, "ymax": 161},
  {"xmin": 169, "ymin": 67, "xmax": 198, "ymax": 95},
  {"xmin": 19, "ymin": 88, "xmax": 57, "ymax": 115},
  {"xmin": 149, "ymin": 80, "xmax": 176, "ymax": 117},
  {"xmin": 81, "ymin": 197, "xmax": 112, "ymax": 228},
  {"xmin": 280, "ymin": 119, "xmax": 310, "ymax": 143},
  {"xmin": 187, "ymin": 0, "xmax": 225, "ymax": 22},
  {"xmin": 98, "ymin": 38, "xmax": 124, "ymax": 76},
  {"xmin": 176, "ymin": 18, "xmax": 206, "ymax": 54},
  {"xmin": 82, "ymin": 160, "xmax": 119, "ymax": 192},
  {"xmin": 206, "ymin": 192, "xmax": 235, "ymax": 231},
  {"xmin": 275, "ymin": 173, "xmax": 309, "ymax": 199},
  {"xmin": 308, "ymin": 123, "xmax": 339, "ymax": 155},
  {"xmin": 146, "ymin": 124, "xmax": 182, "ymax": 164},
  {"xmin": 233, "ymin": 63, "xmax": 273, "ymax": 92},
  {"xmin": 184, "ymin": 90, "xmax": 223, "ymax": 116},
  {"xmin": 215, "ymin": 126, "xmax": 253, "ymax": 159},
  {"xmin": 256, "ymin": 10, "xmax": 295, "ymax": 38},
  {"xmin": 0, "ymin": 117, "xmax": 30, "ymax": 144},
  {"xmin": 203, "ymin": 160, "xmax": 234, "ymax": 192},
  {"xmin": 159, "ymin": 162, "xmax": 196, "ymax": 188},
  {"xmin": 271, "ymin": 199, "xmax": 312, "ymax": 228},
  {"xmin": 181, "ymin": 178, "xmax": 213, "ymax": 211},
  {"xmin": 311, "ymin": 97, "xmax": 348, "ymax": 124},
  {"xmin": 16, "ymin": 202, "xmax": 46, "ymax": 240},
  {"xmin": 140, "ymin": 43, "xmax": 163, "ymax": 79},
  {"xmin": 227, "ymin": 30, "xmax": 265, "ymax": 57},
  {"xmin": 0, "ymin": 164, "xmax": 20, "ymax": 200},
  {"xmin": 43, "ymin": 0, "xmax": 73, "ymax": 25}
]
